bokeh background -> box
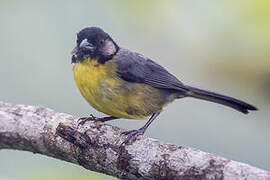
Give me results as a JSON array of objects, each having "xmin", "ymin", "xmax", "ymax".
[{"xmin": 0, "ymin": 0, "xmax": 269, "ymax": 179}]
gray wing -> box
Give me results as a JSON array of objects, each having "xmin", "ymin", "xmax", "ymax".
[{"xmin": 114, "ymin": 48, "xmax": 188, "ymax": 93}]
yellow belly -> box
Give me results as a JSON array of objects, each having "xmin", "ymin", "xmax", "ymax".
[{"xmin": 72, "ymin": 58, "xmax": 160, "ymax": 119}]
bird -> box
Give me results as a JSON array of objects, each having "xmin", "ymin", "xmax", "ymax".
[{"xmin": 71, "ymin": 27, "xmax": 257, "ymax": 145}]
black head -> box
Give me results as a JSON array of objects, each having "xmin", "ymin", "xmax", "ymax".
[{"xmin": 71, "ymin": 27, "xmax": 119, "ymax": 64}]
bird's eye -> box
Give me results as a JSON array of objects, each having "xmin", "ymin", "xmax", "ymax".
[{"xmin": 100, "ymin": 39, "xmax": 105, "ymax": 44}]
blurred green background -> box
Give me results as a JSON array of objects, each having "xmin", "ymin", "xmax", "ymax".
[{"xmin": 0, "ymin": 0, "xmax": 269, "ymax": 179}]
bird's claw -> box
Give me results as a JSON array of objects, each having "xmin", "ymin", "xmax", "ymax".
[
  {"xmin": 121, "ymin": 128, "xmax": 145, "ymax": 146},
  {"xmin": 77, "ymin": 114, "xmax": 97, "ymax": 127}
]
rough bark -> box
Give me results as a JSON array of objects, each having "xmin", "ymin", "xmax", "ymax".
[{"xmin": 0, "ymin": 101, "xmax": 269, "ymax": 180}]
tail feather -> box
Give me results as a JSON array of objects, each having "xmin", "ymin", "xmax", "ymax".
[{"xmin": 185, "ymin": 85, "xmax": 257, "ymax": 114}]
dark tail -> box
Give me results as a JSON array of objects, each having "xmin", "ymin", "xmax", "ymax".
[{"xmin": 185, "ymin": 85, "xmax": 258, "ymax": 114}]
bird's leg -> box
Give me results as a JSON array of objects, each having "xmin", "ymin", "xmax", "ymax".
[
  {"xmin": 78, "ymin": 114, "xmax": 118, "ymax": 126},
  {"xmin": 121, "ymin": 112, "xmax": 160, "ymax": 146}
]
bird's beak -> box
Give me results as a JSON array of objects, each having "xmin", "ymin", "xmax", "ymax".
[
  {"xmin": 71, "ymin": 39, "xmax": 95, "ymax": 63},
  {"xmin": 79, "ymin": 39, "xmax": 94, "ymax": 51},
  {"xmin": 71, "ymin": 47, "xmax": 78, "ymax": 64}
]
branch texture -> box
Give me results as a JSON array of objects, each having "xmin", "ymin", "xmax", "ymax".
[{"xmin": 0, "ymin": 102, "xmax": 269, "ymax": 180}]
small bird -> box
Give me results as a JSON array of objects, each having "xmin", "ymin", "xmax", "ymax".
[{"xmin": 71, "ymin": 27, "xmax": 257, "ymax": 144}]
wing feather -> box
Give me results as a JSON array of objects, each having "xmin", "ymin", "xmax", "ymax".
[{"xmin": 115, "ymin": 48, "xmax": 188, "ymax": 92}]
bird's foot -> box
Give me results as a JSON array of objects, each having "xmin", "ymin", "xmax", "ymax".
[
  {"xmin": 77, "ymin": 114, "xmax": 98, "ymax": 127},
  {"xmin": 78, "ymin": 115, "xmax": 117, "ymax": 127},
  {"xmin": 121, "ymin": 128, "xmax": 146, "ymax": 146}
]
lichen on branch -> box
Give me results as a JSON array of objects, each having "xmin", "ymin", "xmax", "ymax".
[{"xmin": 0, "ymin": 102, "xmax": 269, "ymax": 180}]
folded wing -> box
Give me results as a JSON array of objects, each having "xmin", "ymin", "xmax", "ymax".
[{"xmin": 115, "ymin": 48, "xmax": 188, "ymax": 93}]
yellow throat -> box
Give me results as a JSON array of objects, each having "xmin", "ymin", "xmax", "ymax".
[{"xmin": 72, "ymin": 57, "xmax": 146, "ymax": 119}]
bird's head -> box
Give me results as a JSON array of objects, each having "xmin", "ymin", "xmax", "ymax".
[{"xmin": 71, "ymin": 27, "xmax": 119, "ymax": 64}]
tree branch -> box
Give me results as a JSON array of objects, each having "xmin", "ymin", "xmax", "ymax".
[{"xmin": 0, "ymin": 102, "xmax": 269, "ymax": 180}]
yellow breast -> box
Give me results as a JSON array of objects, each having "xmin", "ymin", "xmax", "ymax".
[
  {"xmin": 72, "ymin": 57, "xmax": 166, "ymax": 119},
  {"xmin": 72, "ymin": 58, "xmax": 115, "ymax": 110},
  {"xmin": 73, "ymin": 58, "xmax": 112, "ymax": 94},
  {"xmin": 72, "ymin": 58, "xmax": 143, "ymax": 119}
]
